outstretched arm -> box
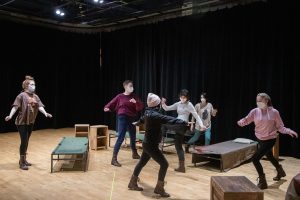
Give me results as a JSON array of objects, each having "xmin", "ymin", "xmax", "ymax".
[
  {"xmin": 104, "ymin": 95, "xmax": 119, "ymax": 112},
  {"xmin": 5, "ymin": 106, "xmax": 18, "ymax": 121},
  {"xmin": 39, "ymin": 107, "xmax": 52, "ymax": 118},
  {"xmin": 156, "ymin": 112, "xmax": 187, "ymax": 126},
  {"xmin": 132, "ymin": 114, "xmax": 145, "ymax": 126},
  {"xmin": 237, "ymin": 109, "xmax": 255, "ymax": 127},
  {"xmin": 275, "ymin": 111, "xmax": 298, "ymax": 138},
  {"xmin": 189, "ymin": 104, "xmax": 205, "ymax": 130}
]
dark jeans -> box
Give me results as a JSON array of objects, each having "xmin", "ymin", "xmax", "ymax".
[
  {"xmin": 17, "ymin": 124, "xmax": 33, "ymax": 156},
  {"xmin": 161, "ymin": 124, "xmax": 187, "ymax": 161},
  {"xmin": 113, "ymin": 115, "xmax": 137, "ymax": 156},
  {"xmin": 133, "ymin": 142, "xmax": 169, "ymax": 181},
  {"xmin": 252, "ymin": 138, "xmax": 280, "ymax": 176}
]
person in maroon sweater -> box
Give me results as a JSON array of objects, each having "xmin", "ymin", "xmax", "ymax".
[{"xmin": 104, "ymin": 80, "xmax": 144, "ymax": 167}]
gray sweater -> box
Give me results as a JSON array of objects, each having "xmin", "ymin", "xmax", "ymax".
[{"xmin": 162, "ymin": 101, "xmax": 204, "ymax": 128}]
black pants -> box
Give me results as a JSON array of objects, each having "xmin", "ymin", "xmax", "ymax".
[
  {"xmin": 252, "ymin": 138, "xmax": 280, "ymax": 176},
  {"xmin": 133, "ymin": 142, "xmax": 169, "ymax": 182},
  {"xmin": 17, "ymin": 124, "xmax": 33, "ymax": 156},
  {"xmin": 161, "ymin": 124, "xmax": 187, "ymax": 161}
]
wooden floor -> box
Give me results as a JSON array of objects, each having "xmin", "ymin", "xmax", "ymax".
[{"xmin": 0, "ymin": 128, "xmax": 299, "ymax": 200}]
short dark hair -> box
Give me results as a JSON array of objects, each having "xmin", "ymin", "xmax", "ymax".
[
  {"xmin": 201, "ymin": 92, "xmax": 208, "ymax": 101},
  {"xmin": 123, "ymin": 80, "xmax": 133, "ymax": 87},
  {"xmin": 179, "ymin": 89, "xmax": 189, "ymax": 100}
]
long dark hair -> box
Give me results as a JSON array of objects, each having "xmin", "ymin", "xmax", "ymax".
[{"xmin": 201, "ymin": 92, "xmax": 209, "ymax": 102}]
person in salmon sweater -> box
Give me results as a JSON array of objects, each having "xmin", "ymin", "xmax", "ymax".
[
  {"xmin": 104, "ymin": 80, "xmax": 144, "ymax": 167},
  {"xmin": 237, "ymin": 93, "xmax": 298, "ymax": 189}
]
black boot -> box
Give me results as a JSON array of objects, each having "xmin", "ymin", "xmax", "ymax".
[
  {"xmin": 128, "ymin": 175, "xmax": 143, "ymax": 191},
  {"xmin": 273, "ymin": 165, "xmax": 286, "ymax": 181},
  {"xmin": 132, "ymin": 149, "xmax": 140, "ymax": 159},
  {"xmin": 174, "ymin": 160, "xmax": 185, "ymax": 173},
  {"xmin": 19, "ymin": 155, "xmax": 29, "ymax": 170},
  {"xmin": 24, "ymin": 154, "xmax": 32, "ymax": 166},
  {"xmin": 257, "ymin": 174, "xmax": 268, "ymax": 189},
  {"xmin": 185, "ymin": 144, "xmax": 190, "ymax": 153},
  {"xmin": 111, "ymin": 155, "xmax": 122, "ymax": 167},
  {"xmin": 154, "ymin": 181, "xmax": 170, "ymax": 197}
]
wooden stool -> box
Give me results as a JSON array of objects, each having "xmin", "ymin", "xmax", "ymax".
[
  {"xmin": 211, "ymin": 176, "xmax": 264, "ymax": 200},
  {"xmin": 74, "ymin": 124, "xmax": 90, "ymax": 137},
  {"xmin": 90, "ymin": 125, "xmax": 108, "ymax": 150}
]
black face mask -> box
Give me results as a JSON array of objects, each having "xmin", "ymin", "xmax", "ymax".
[{"xmin": 149, "ymin": 105, "xmax": 161, "ymax": 112}]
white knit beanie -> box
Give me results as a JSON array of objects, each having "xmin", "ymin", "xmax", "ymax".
[{"xmin": 147, "ymin": 93, "xmax": 161, "ymax": 107}]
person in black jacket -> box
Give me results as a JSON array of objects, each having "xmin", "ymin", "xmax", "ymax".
[{"xmin": 128, "ymin": 93, "xmax": 188, "ymax": 197}]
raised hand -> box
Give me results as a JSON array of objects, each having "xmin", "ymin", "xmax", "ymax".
[{"xmin": 129, "ymin": 98, "xmax": 137, "ymax": 104}]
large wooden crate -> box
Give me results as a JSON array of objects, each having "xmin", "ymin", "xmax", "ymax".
[{"xmin": 211, "ymin": 176, "xmax": 264, "ymax": 200}]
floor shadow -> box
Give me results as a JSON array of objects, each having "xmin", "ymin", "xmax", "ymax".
[
  {"xmin": 262, "ymin": 157, "xmax": 285, "ymax": 162},
  {"xmin": 268, "ymin": 179, "xmax": 287, "ymax": 189},
  {"xmin": 136, "ymin": 182, "xmax": 205, "ymax": 200},
  {"xmin": 52, "ymin": 155, "xmax": 87, "ymax": 173},
  {"xmin": 189, "ymin": 160, "xmax": 222, "ymax": 173}
]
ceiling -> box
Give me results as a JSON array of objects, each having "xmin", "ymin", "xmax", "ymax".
[{"xmin": 0, "ymin": 0, "xmax": 264, "ymax": 32}]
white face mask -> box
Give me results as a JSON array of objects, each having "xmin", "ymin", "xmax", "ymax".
[
  {"xmin": 28, "ymin": 84, "xmax": 36, "ymax": 93},
  {"xmin": 180, "ymin": 97, "xmax": 187, "ymax": 103},
  {"xmin": 126, "ymin": 86, "xmax": 134, "ymax": 93},
  {"xmin": 201, "ymin": 98, "xmax": 206, "ymax": 103},
  {"xmin": 257, "ymin": 102, "xmax": 267, "ymax": 109}
]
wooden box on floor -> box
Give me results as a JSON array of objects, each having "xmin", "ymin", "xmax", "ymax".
[
  {"xmin": 90, "ymin": 125, "xmax": 108, "ymax": 150},
  {"xmin": 75, "ymin": 124, "xmax": 90, "ymax": 137},
  {"xmin": 210, "ymin": 176, "xmax": 264, "ymax": 200}
]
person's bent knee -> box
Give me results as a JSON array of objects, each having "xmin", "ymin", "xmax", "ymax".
[{"xmin": 161, "ymin": 160, "xmax": 169, "ymax": 169}]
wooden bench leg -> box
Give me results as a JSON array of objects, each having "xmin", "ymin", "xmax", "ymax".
[{"xmin": 51, "ymin": 155, "xmax": 53, "ymax": 173}]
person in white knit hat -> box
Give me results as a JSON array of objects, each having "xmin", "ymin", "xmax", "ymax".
[{"xmin": 128, "ymin": 93, "xmax": 188, "ymax": 198}]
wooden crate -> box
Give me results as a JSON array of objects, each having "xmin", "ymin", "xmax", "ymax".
[
  {"xmin": 75, "ymin": 124, "xmax": 90, "ymax": 137},
  {"xmin": 90, "ymin": 125, "xmax": 108, "ymax": 150},
  {"xmin": 211, "ymin": 176, "xmax": 264, "ymax": 200}
]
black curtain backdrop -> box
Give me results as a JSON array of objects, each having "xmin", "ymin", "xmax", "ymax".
[
  {"xmin": 0, "ymin": 20, "xmax": 102, "ymax": 132},
  {"xmin": 100, "ymin": 1, "xmax": 300, "ymax": 158},
  {"xmin": 1, "ymin": 1, "xmax": 299, "ymax": 158}
]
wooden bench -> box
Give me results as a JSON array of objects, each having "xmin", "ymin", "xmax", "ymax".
[
  {"xmin": 51, "ymin": 137, "xmax": 89, "ymax": 173},
  {"xmin": 211, "ymin": 176, "xmax": 264, "ymax": 200}
]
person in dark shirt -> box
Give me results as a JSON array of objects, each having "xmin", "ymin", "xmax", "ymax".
[{"xmin": 128, "ymin": 93, "xmax": 188, "ymax": 197}]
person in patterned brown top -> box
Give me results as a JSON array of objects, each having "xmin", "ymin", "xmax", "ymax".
[{"xmin": 5, "ymin": 76, "xmax": 52, "ymax": 170}]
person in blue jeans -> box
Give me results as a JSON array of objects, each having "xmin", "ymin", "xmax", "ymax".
[
  {"xmin": 104, "ymin": 80, "xmax": 144, "ymax": 167},
  {"xmin": 185, "ymin": 93, "xmax": 217, "ymax": 152}
]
